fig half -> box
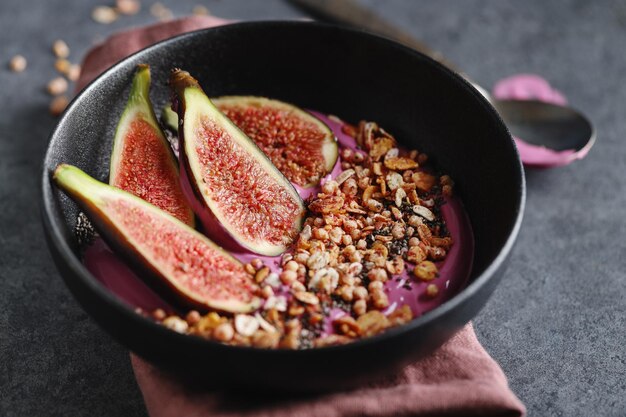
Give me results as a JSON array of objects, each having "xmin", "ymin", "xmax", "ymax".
[
  {"xmin": 54, "ymin": 164, "xmax": 261, "ymax": 313},
  {"xmin": 162, "ymin": 96, "xmax": 338, "ymax": 187},
  {"xmin": 110, "ymin": 64, "xmax": 194, "ymax": 226},
  {"xmin": 170, "ymin": 70, "xmax": 306, "ymax": 256}
]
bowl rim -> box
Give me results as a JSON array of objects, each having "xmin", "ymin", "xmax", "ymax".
[{"xmin": 41, "ymin": 19, "xmax": 526, "ymax": 356}]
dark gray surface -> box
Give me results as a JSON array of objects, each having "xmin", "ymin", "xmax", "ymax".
[{"xmin": 0, "ymin": 0, "xmax": 624, "ymax": 416}]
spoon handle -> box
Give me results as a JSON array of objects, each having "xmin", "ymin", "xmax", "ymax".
[{"xmin": 287, "ymin": 0, "xmax": 461, "ymax": 72}]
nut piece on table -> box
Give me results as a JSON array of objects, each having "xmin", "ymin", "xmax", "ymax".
[
  {"xmin": 52, "ymin": 40, "xmax": 70, "ymax": 58},
  {"xmin": 9, "ymin": 55, "xmax": 27, "ymax": 72},
  {"xmin": 92, "ymin": 6, "xmax": 119, "ymax": 24}
]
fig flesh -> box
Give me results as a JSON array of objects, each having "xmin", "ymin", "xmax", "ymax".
[
  {"xmin": 170, "ymin": 70, "xmax": 305, "ymax": 256},
  {"xmin": 54, "ymin": 164, "xmax": 261, "ymax": 313},
  {"xmin": 110, "ymin": 64, "xmax": 194, "ymax": 226},
  {"xmin": 162, "ymin": 96, "xmax": 338, "ymax": 187}
]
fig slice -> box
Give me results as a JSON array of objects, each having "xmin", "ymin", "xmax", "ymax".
[
  {"xmin": 161, "ymin": 96, "xmax": 338, "ymax": 187},
  {"xmin": 110, "ymin": 64, "xmax": 194, "ymax": 226},
  {"xmin": 170, "ymin": 70, "xmax": 306, "ymax": 256},
  {"xmin": 53, "ymin": 164, "xmax": 261, "ymax": 313}
]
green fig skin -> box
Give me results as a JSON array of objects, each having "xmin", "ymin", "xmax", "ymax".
[
  {"xmin": 53, "ymin": 164, "xmax": 261, "ymax": 314},
  {"xmin": 110, "ymin": 64, "xmax": 195, "ymax": 227},
  {"xmin": 170, "ymin": 71, "xmax": 306, "ymax": 256}
]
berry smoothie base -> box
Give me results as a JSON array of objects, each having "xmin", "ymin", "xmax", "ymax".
[{"xmin": 82, "ymin": 110, "xmax": 474, "ymax": 349}]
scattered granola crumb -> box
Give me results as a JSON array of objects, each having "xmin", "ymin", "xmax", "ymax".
[
  {"xmin": 67, "ymin": 64, "xmax": 81, "ymax": 82},
  {"xmin": 192, "ymin": 5, "xmax": 210, "ymax": 15},
  {"xmin": 92, "ymin": 6, "xmax": 119, "ymax": 24},
  {"xmin": 47, "ymin": 77, "xmax": 68, "ymax": 95},
  {"xmin": 54, "ymin": 58, "xmax": 71, "ymax": 75},
  {"xmin": 52, "ymin": 40, "xmax": 70, "ymax": 58},
  {"xmin": 8, "ymin": 55, "xmax": 27, "ymax": 72},
  {"xmin": 49, "ymin": 95, "xmax": 69, "ymax": 116},
  {"xmin": 116, "ymin": 0, "xmax": 141, "ymax": 15},
  {"xmin": 150, "ymin": 2, "xmax": 173, "ymax": 20},
  {"xmin": 425, "ymin": 283, "xmax": 439, "ymax": 298}
]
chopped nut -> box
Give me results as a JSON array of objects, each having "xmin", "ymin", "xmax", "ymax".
[
  {"xmin": 338, "ymin": 285, "xmax": 354, "ymax": 301},
  {"xmin": 265, "ymin": 272, "xmax": 281, "ymax": 288},
  {"xmin": 255, "ymin": 312, "xmax": 277, "ymax": 333},
  {"xmin": 394, "ymin": 188, "xmax": 406, "ymax": 207},
  {"xmin": 369, "ymin": 136, "xmax": 395, "ymax": 160},
  {"xmin": 353, "ymin": 299, "xmax": 367, "ymax": 315},
  {"xmin": 234, "ymin": 314, "xmax": 259, "ymax": 336},
  {"xmin": 245, "ymin": 263, "xmax": 256, "ymax": 274},
  {"xmin": 428, "ymin": 246, "xmax": 447, "ymax": 261},
  {"xmin": 213, "ymin": 323, "xmax": 234, "ymax": 342},
  {"xmin": 185, "ymin": 310, "xmax": 201, "ymax": 325},
  {"xmin": 309, "ymin": 267, "xmax": 339, "ymax": 293},
  {"xmin": 342, "ymin": 178, "xmax": 358, "ymax": 196},
  {"xmin": 357, "ymin": 311, "xmax": 390, "ymax": 337},
  {"xmin": 255, "ymin": 266, "xmax": 270, "ymax": 283},
  {"xmin": 425, "ymin": 283, "xmax": 439, "ymax": 298},
  {"xmin": 8, "ymin": 55, "xmax": 27, "ymax": 72},
  {"xmin": 431, "ymin": 236, "xmax": 453, "ymax": 249},
  {"xmin": 321, "ymin": 179, "xmax": 338, "ymax": 194},
  {"xmin": 384, "ymin": 157, "xmax": 418, "ymax": 170},
  {"xmin": 368, "ymin": 280, "xmax": 384, "ymax": 292},
  {"xmin": 307, "ymin": 251, "xmax": 329, "ymax": 270},
  {"xmin": 334, "ymin": 316, "xmax": 361, "ymax": 337},
  {"xmin": 314, "ymin": 334, "xmax": 352, "ymax": 347},
  {"xmin": 49, "ymin": 95, "xmax": 69, "ymax": 116},
  {"xmin": 386, "ymin": 256, "xmax": 405, "ymax": 275},
  {"xmin": 152, "ymin": 308, "xmax": 166, "ymax": 321},
  {"xmin": 391, "ymin": 223, "xmax": 405, "ymax": 239},
  {"xmin": 294, "ymin": 291, "xmax": 320, "ymax": 305},
  {"xmin": 252, "ymin": 330, "xmax": 280, "ymax": 348},
  {"xmin": 264, "ymin": 295, "xmax": 287, "ymax": 312},
  {"xmin": 365, "ymin": 199, "xmax": 383, "ymax": 212},
  {"xmin": 163, "ymin": 316, "xmax": 188, "ymax": 333},
  {"xmin": 414, "ymin": 260, "xmax": 438, "ymax": 281},
  {"xmin": 52, "ymin": 40, "xmax": 70, "ymax": 58},
  {"xmin": 353, "ymin": 286, "xmax": 369, "ymax": 300},
  {"xmin": 309, "ymin": 195, "xmax": 344, "ymax": 214},
  {"xmin": 280, "ymin": 332, "xmax": 301, "ymax": 349},
  {"xmin": 371, "ymin": 241, "xmax": 389, "ymax": 259},
  {"xmin": 388, "ymin": 305, "xmax": 413, "ymax": 326},
  {"xmin": 92, "ymin": 6, "xmax": 119, "ymax": 24},
  {"xmin": 386, "ymin": 172, "xmax": 403, "ymax": 190},
  {"xmin": 367, "ymin": 267, "xmax": 388, "ymax": 282},
  {"xmin": 407, "ymin": 245, "xmax": 427, "ymax": 263},
  {"xmin": 335, "ymin": 169, "xmax": 355, "ymax": 185},
  {"xmin": 261, "ymin": 285, "xmax": 274, "ymax": 299},
  {"xmin": 371, "ymin": 289, "xmax": 390, "ymax": 309},
  {"xmin": 412, "ymin": 172, "xmax": 436, "ymax": 191},
  {"xmin": 412, "ymin": 205, "xmax": 435, "ymax": 221},
  {"xmin": 47, "ymin": 77, "xmax": 68, "ymax": 95},
  {"xmin": 279, "ymin": 270, "xmax": 298, "ymax": 285}
]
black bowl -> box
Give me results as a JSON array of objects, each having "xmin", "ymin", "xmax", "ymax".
[{"xmin": 42, "ymin": 21, "xmax": 524, "ymax": 391}]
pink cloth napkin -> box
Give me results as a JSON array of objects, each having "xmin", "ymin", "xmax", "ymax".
[{"xmin": 78, "ymin": 16, "xmax": 526, "ymax": 417}]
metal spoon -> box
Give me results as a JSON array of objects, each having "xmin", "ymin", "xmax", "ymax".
[{"xmin": 288, "ymin": 0, "xmax": 595, "ymax": 167}]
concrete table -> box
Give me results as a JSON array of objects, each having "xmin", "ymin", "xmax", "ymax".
[{"xmin": 1, "ymin": 1, "xmax": 624, "ymax": 415}]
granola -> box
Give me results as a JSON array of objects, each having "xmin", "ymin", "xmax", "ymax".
[{"xmin": 146, "ymin": 117, "xmax": 459, "ymax": 349}]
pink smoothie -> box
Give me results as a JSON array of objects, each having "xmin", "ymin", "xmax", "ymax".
[{"xmin": 83, "ymin": 111, "xmax": 475, "ymax": 325}]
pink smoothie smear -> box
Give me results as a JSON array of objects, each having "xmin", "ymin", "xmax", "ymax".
[
  {"xmin": 84, "ymin": 111, "xmax": 475, "ymax": 328},
  {"xmin": 493, "ymin": 74, "xmax": 589, "ymax": 168}
]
